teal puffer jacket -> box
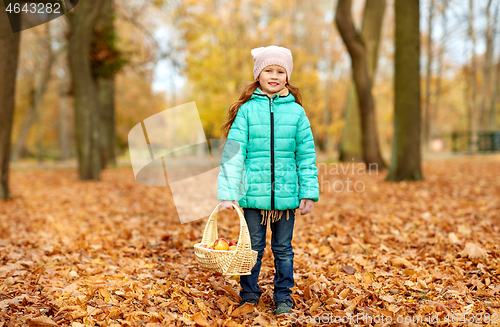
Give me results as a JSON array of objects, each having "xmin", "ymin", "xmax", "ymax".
[{"xmin": 217, "ymin": 87, "xmax": 319, "ymax": 210}]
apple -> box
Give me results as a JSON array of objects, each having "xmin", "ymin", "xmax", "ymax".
[
  {"xmin": 208, "ymin": 246, "xmax": 215, "ymax": 250},
  {"xmin": 209, "ymin": 242, "xmax": 215, "ymax": 248},
  {"xmin": 229, "ymin": 245, "xmax": 237, "ymax": 251},
  {"xmin": 214, "ymin": 238, "xmax": 229, "ymax": 251},
  {"xmin": 229, "ymin": 239, "xmax": 238, "ymax": 246},
  {"xmin": 202, "ymin": 244, "xmax": 207, "ymax": 248}
]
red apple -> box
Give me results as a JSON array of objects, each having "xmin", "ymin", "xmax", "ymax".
[
  {"xmin": 214, "ymin": 238, "xmax": 229, "ymax": 251},
  {"xmin": 202, "ymin": 244, "xmax": 207, "ymax": 248},
  {"xmin": 229, "ymin": 239, "xmax": 238, "ymax": 246}
]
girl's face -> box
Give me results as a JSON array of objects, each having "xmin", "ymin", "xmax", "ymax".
[{"xmin": 257, "ymin": 65, "xmax": 287, "ymax": 94}]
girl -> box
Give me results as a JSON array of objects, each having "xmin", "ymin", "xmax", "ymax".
[{"xmin": 217, "ymin": 45, "xmax": 319, "ymax": 316}]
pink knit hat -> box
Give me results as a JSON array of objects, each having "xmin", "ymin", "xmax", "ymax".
[{"xmin": 251, "ymin": 45, "xmax": 293, "ymax": 82}]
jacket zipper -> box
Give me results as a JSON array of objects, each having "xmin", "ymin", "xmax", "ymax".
[
  {"xmin": 269, "ymin": 97, "xmax": 275, "ymax": 210},
  {"xmin": 253, "ymin": 90, "xmax": 286, "ymax": 210}
]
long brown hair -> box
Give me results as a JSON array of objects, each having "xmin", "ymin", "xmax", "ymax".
[{"xmin": 221, "ymin": 81, "xmax": 303, "ymax": 139}]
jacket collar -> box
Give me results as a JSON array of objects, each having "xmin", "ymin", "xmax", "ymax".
[{"xmin": 251, "ymin": 85, "xmax": 295, "ymax": 103}]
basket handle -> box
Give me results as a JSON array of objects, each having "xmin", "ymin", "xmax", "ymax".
[{"xmin": 200, "ymin": 203, "xmax": 252, "ymax": 252}]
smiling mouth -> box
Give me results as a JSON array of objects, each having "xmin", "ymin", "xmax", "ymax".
[{"xmin": 269, "ymin": 82, "xmax": 279, "ymax": 86}]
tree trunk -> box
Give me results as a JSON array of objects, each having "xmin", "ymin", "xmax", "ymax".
[
  {"xmin": 338, "ymin": 81, "xmax": 363, "ymax": 162},
  {"xmin": 492, "ymin": 56, "xmax": 500, "ymax": 130},
  {"xmin": 322, "ymin": 78, "xmax": 335, "ymax": 156},
  {"xmin": 67, "ymin": 1, "xmax": 104, "ymax": 180},
  {"xmin": 488, "ymin": 1, "xmax": 500, "ymax": 131},
  {"xmin": 481, "ymin": 0, "xmax": 494, "ymax": 131},
  {"xmin": 424, "ymin": 0, "xmax": 434, "ymax": 151},
  {"xmin": 96, "ymin": 0, "xmax": 117, "ymax": 168},
  {"xmin": 35, "ymin": 68, "xmax": 44, "ymax": 163},
  {"xmin": 12, "ymin": 23, "xmax": 54, "ymax": 162},
  {"xmin": 98, "ymin": 78, "xmax": 116, "ymax": 168},
  {"xmin": 0, "ymin": 4, "xmax": 21, "ymax": 199},
  {"xmin": 12, "ymin": 86, "xmax": 35, "ymax": 162},
  {"xmin": 468, "ymin": 0, "xmax": 479, "ymax": 150},
  {"xmin": 386, "ymin": 0, "xmax": 423, "ymax": 182},
  {"xmin": 432, "ymin": 0, "xmax": 449, "ymax": 139},
  {"xmin": 335, "ymin": 0, "xmax": 387, "ymax": 170},
  {"xmin": 59, "ymin": 71, "xmax": 70, "ymax": 160}
]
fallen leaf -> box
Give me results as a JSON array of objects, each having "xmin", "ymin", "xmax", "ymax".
[
  {"xmin": 339, "ymin": 288, "xmax": 350, "ymax": 299},
  {"xmin": 380, "ymin": 295, "xmax": 395, "ymax": 303},
  {"xmin": 342, "ymin": 265, "xmax": 356, "ymax": 275},
  {"xmin": 391, "ymin": 257, "xmax": 413, "ymax": 268},
  {"xmin": 26, "ymin": 316, "xmax": 57, "ymax": 327},
  {"xmin": 230, "ymin": 303, "xmax": 254, "ymax": 317},
  {"xmin": 458, "ymin": 242, "xmax": 488, "ymax": 260},
  {"xmin": 191, "ymin": 312, "xmax": 209, "ymax": 326},
  {"xmin": 253, "ymin": 313, "xmax": 270, "ymax": 326},
  {"xmin": 215, "ymin": 296, "xmax": 238, "ymax": 313},
  {"xmin": 448, "ymin": 232, "xmax": 460, "ymax": 244},
  {"xmin": 431, "ymin": 301, "xmax": 452, "ymax": 315}
]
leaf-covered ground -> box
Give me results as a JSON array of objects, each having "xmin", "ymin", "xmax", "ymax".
[{"xmin": 1, "ymin": 154, "xmax": 499, "ymax": 326}]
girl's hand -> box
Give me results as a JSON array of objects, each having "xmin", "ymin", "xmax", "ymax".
[
  {"xmin": 221, "ymin": 200, "xmax": 239, "ymax": 210},
  {"xmin": 299, "ymin": 199, "xmax": 314, "ymax": 215}
]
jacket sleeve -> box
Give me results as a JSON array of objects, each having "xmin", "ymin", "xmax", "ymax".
[
  {"xmin": 295, "ymin": 111, "xmax": 319, "ymax": 202},
  {"xmin": 217, "ymin": 106, "xmax": 248, "ymax": 201}
]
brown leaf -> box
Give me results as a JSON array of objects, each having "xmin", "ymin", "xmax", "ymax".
[
  {"xmin": 380, "ymin": 294, "xmax": 395, "ymax": 303},
  {"xmin": 87, "ymin": 305, "xmax": 103, "ymax": 316},
  {"xmin": 253, "ymin": 313, "xmax": 270, "ymax": 326},
  {"xmin": 448, "ymin": 232, "xmax": 460, "ymax": 244},
  {"xmin": 489, "ymin": 285, "xmax": 500, "ymax": 295},
  {"xmin": 403, "ymin": 268, "xmax": 417, "ymax": 276},
  {"xmin": 458, "ymin": 242, "xmax": 488, "ymax": 260},
  {"xmin": 310, "ymin": 298, "xmax": 322, "ymax": 312},
  {"xmin": 338, "ymin": 288, "xmax": 349, "ymax": 299},
  {"xmin": 221, "ymin": 318, "xmax": 239, "ymax": 327},
  {"xmin": 430, "ymin": 301, "xmax": 452, "ymax": 315},
  {"xmin": 26, "ymin": 316, "xmax": 57, "ymax": 327},
  {"xmin": 215, "ymin": 296, "xmax": 238, "ymax": 313},
  {"xmin": 63, "ymin": 282, "xmax": 79, "ymax": 294},
  {"xmin": 318, "ymin": 245, "xmax": 331, "ymax": 256},
  {"xmin": 342, "ymin": 265, "xmax": 356, "ymax": 275},
  {"xmin": 153, "ymin": 270, "xmax": 167, "ymax": 278},
  {"xmin": 191, "ymin": 312, "xmax": 209, "ymax": 326},
  {"xmin": 303, "ymin": 285, "xmax": 312, "ymax": 301},
  {"xmin": 378, "ymin": 309, "xmax": 394, "ymax": 318},
  {"xmin": 54, "ymin": 305, "xmax": 81, "ymax": 316},
  {"xmin": 391, "ymin": 257, "xmax": 413, "ymax": 268},
  {"xmin": 485, "ymin": 300, "xmax": 500, "ymax": 307},
  {"xmin": 230, "ymin": 303, "xmax": 254, "ymax": 317}
]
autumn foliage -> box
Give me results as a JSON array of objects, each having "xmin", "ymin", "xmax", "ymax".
[{"xmin": 0, "ymin": 155, "xmax": 498, "ymax": 325}]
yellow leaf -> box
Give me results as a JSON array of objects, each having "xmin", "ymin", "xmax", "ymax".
[
  {"xmin": 98, "ymin": 288, "xmax": 110, "ymax": 299},
  {"xmin": 178, "ymin": 298, "xmax": 189, "ymax": 312},
  {"xmin": 191, "ymin": 312, "xmax": 209, "ymax": 326}
]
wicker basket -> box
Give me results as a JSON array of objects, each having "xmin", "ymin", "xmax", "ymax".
[{"xmin": 194, "ymin": 203, "xmax": 258, "ymax": 276}]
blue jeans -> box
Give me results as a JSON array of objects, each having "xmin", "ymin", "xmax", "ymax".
[{"xmin": 239, "ymin": 208, "xmax": 295, "ymax": 307}]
